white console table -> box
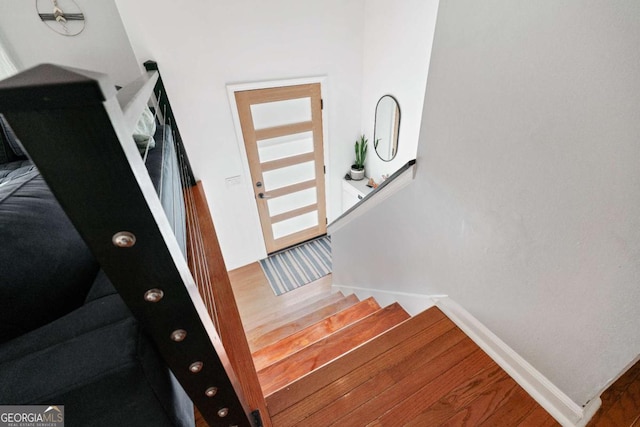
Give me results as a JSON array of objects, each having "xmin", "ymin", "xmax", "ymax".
[{"xmin": 342, "ymin": 178, "xmax": 374, "ymax": 212}]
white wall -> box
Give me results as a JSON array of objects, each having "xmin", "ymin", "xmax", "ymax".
[
  {"xmin": 334, "ymin": 0, "xmax": 640, "ymax": 406},
  {"xmin": 0, "ymin": 0, "xmax": 139, "ymax": 86},
  {"xmin": 115, "ymin": 0, "xmax": 365, "ymax": 269},
  {"xmin": 359, "ymin": 0, "xmax": 439, "ymax": 183},
  {"xmin": 0, "ymin": 37, "xmax": 18, "ymax": 80}
]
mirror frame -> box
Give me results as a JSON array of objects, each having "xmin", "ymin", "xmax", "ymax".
[{"xmin": 373, "ymin": 94, "xmax": 401, "ymax": 162}]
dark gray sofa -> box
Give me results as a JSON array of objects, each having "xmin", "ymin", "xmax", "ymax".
[{"xmin": 0, "ymin": 121, "xmax": 195, "ymax": 426}]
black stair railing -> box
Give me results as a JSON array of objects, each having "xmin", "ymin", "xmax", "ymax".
[{"xmin": 0, "ymin": 63, "xmax": 256, "ymax": 427}]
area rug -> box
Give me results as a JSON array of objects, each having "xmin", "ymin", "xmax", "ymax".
[{"xmin": 260, "ymin": 236, "xmax": 331, "ymax": 296}]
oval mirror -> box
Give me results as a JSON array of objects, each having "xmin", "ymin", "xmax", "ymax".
[{"xmin": 373, "ymin": 95, "xmax": 400, "ymax": 161}]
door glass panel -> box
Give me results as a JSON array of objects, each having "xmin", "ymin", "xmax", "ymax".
[
  {"xmin": 262, "ymin": 161, "xmax": 315, "ymax": 191},
  {"xmin": 251, "ymin": 97, "xmax": 311, "ymax": 129},
  {"xmin": 267, "ymin": 187, "xmax": 316, "ymax": 216},
  {"xmin": 272, "ymin": 211, "xmax": 318, "ymax": 239},
  {"xmin": 257, "ymin": 131, "xmax": 314, "ymax": 163}
]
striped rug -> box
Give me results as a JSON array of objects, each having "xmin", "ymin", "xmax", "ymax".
[{"xmin": 260, "ymin": 236, "xmax": 331, "ymax": 296}]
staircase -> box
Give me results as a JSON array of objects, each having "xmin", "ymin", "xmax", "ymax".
[{"xmin": 244, "ymin": 290, "xmax": 559, "ymax": 426}]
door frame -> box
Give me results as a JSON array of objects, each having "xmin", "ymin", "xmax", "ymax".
[{"xmin": 227, "ymin": 76, "xmax": 331, "ymax": 258}]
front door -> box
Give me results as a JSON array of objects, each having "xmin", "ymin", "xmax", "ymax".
[{"xmin": 234, "ymin": 83, "xmax": 326, "ymax": 254}]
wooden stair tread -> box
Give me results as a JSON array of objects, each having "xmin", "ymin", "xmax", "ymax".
[
  {"xmin": 403, "ymin": 364, "xmax": 515, "ymax": 426},
  {"xmin": 270, "ymin": 310, "xmax": 458, "ymax": 426},
  {"xmin": 258, "ymin": 302, "xmax": 411, "ymax": 396},
  {"xmin": 224, "ymin": 262, "xmax": 562, "ymax": 426},
  {"xmin": 373, "ymin": 348, "xmax": 500, "ymax": 426},
  {"xmin": 243, "ymin": 292, "xmax": 344, "ymax": 331},
  {"xmin": 430, "ymin": 373, "xmax": 520, "ymax": 426},
  {"xmin": 323, "ymin": 338, "xmax": 488, "ymax": 426},
  {"xmin": 252, "ymin": 298, "xmax": 380, "ymax": 371},
  {"xmin": 274, "ymin": 328, "xmax": 465, "ymax": 426},
  {"xmin": 266, "ymin": 306, "xmax": 447, "ymax": 416},
  {"xmin": 249, "ymin": 294, "xmax": 360, "ymax": 351},
  {"xmin": 246, "ymin": 292, "xmax": 347, "ymax": 343},
  {"xmin": 268, "ymin": 304, "xmax": 557, "ymax": 427},
  {"xmin": 230, "ymin": 263, "xmax": 332, "ymax": 328},
  {"xmin": 252, "ymin": 297, "xmax": 381, "ymax": 371},
  {"xmin": 311, "ymin": 340, "xmax": 488, "ymax": 426},
  {"xmin": 476, "ymin": 384, "xmax": 543, "ymax": 426},
  {"xmin": 516, "ymin": 405, "xmax": 560, "ymax": 427}
]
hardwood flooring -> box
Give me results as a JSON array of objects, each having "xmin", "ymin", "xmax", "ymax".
[
  {"xmin": 251, "ymin": 297, "xmax": 381, "ymax": 371},
  {"xmin": 228, "ymin": 262, "xmax": 333, "ymax": 333},
  {"xmin": 588, "ymin": 359, "xmax": 640, "ymax": 427},
  {"xmin": 266, "ymin": 307, "xmax": 555, "ymax": 427},
  {"xmin": 228, "ymin": 264, "xmax": 556, "ymax": 426},
  {"xmin": 258, "ymin": 302, "xmax": 410, "ymax": 396},
  {"xmin": 193, "ymin": 262, "xmax": 640, "ymax": 426}
]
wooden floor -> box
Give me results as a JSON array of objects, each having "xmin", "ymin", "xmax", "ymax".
[
  {"xmin": 228, "ymin": 262, "xmax": 333, "ymax": 335},
  {"xmin": 587, "ymin": 359, "xmax": 640, "ymax": 426},
  {"xmin": 193, "ymin": 263, "xmax": 640, "ymax": 426},
  {"xmin": 263, "ymin": 308, "xmax": 545, "ymax": 426}
]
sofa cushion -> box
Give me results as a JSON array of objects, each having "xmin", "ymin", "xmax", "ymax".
[
  {"xmin": 0, "ymin": 164, "xmax": 99, "ymax": 343},
  {"xmin": 84, "ymin": 270, "xmax": 119, "ymax": 303},
  {"xmin": 0, "ymin": 291, "xmax": 194, "ymax": 427},
  {"xmin": 0, "ymin": 293, "xmax": 130, "ymax": 364}
]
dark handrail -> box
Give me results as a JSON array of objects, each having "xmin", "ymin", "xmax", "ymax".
[
  {"xmin": 328, "ymin": 159, "xmax": 416, "ymax": 230},
  {"xmin": 144, "ymin": 60, "xmax": 196, "ymax": 187}
]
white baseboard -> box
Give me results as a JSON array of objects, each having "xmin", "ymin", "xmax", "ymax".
[
  {"xmin": 331, "ymin": 283, "xmax": 440, "ymax": 316},
  {"xmin": 434, "ymin": 296, "xmax": 601, "ymax": 427}
]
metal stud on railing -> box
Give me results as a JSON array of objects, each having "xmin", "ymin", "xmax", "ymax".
[
  {"xmin": 144, "ymin": 289, "xmax": 164, "ymax": 303},
  {"xmin": 170, "ymin": 329, "xmax": 187, "ymax": 342},
  {"xmin": 189, "ymin": 361, "xmax": 203, "ymax": 373},
  {"xmin": 205, "ymin": 387, "xmax": 218, "ymax": 398},
  {"xmin": 217, "ymin": 408, "xmax": 229, "ymax": 418},
  {"xmin": 112, "ymin": 231, "xmax": 136, "ymax": 248}
]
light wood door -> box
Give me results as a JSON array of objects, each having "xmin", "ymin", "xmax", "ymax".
[{"xmin": 235, "ymin": 84, "xmax": 326, "ymax": 254}]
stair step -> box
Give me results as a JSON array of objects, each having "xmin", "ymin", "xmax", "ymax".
[
  {"xmin": 252, "ymin": 297, "xmax": 381, "ymax": 371},
  {"xmin": 231, "ymin": 263, "xmax": 333, "ymax": 328},
  {"xmin": 328, "ymin": 340, "xmax": 490, "ymax": 426},
  {"xmin": 258, "ymin": 302, "xmax": 411, "ymax": 396},
  {"xmin": 249, "ymin": 294, "xmax": 360, "ymax": 351},
  {"xmin": 244, "ymin": 290, "xmax": 344, "ymax": 333},
  {"xmin": 267, "ymin": 306, "xmax": 448, "ymax": 418}
]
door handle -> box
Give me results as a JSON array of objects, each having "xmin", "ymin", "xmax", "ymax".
[{"xmin": 257, "ymin": 192, "xmax": 272, "ymax": 199}]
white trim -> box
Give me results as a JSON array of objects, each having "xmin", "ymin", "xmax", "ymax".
[
  {"xmin": 331, "ymin": 283, "xmax": 439, "ymax": 316},
  {"xmin": 226, "ymin": 76, "xmax": 330, "ymax": 258},
  {"xmin": 434, "ymin": 296, "xmax": 601, "ymax": 427},
  {"xmin": 226, "ymin": 76, "xmax": 329, "ymax": 93}
]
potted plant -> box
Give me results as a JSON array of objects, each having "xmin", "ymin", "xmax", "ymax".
[{"xmin": 350, "ymin": 135, "xmax": 368, "ymax": 180}]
